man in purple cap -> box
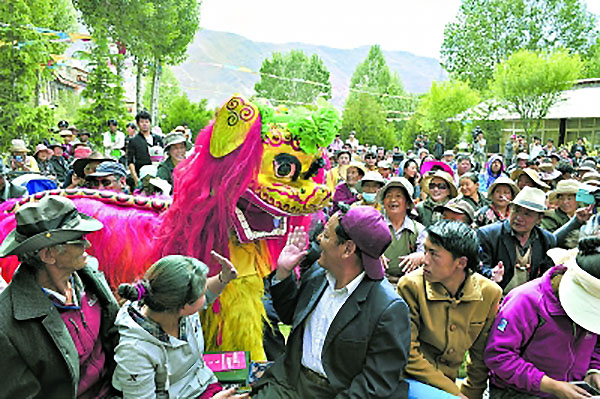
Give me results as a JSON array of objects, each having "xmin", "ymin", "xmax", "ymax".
[{"xmin": 252, "ymin": 206, "xmax": 411, "ymax": 399}]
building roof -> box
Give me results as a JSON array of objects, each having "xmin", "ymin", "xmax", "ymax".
[{"xmin": 455, "ymin": 79, "xmax": 600, "ymax": 121}]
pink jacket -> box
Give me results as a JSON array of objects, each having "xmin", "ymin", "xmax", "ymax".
[{"xmin": 484, "ymin": 266, "xmax": 600, "ymax": 397}]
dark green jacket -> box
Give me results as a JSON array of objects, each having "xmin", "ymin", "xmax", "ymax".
[
  {"xmin": 415, "ymin": 197, "xmax": 448, "ymax": 227},
  {"xmin": 541, "ymin": 207, "xmax": 579, "ymax": 249},
  {"xmin": 0, "ymin": 262, "xmax": 119, "ymax": 399},
  {"xmin": 157, "ymin": 157, "xmax": 175, "ymax": 186}
]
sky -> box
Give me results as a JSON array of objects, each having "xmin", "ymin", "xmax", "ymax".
[{"xmin": 200, "ymin": 0, "xmax": 600, "ymax": 59}]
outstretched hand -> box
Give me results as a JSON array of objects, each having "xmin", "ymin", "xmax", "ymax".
[
  {"xmin": 491, "ymin": 261, "xmax": 505, "ymax": 283},
  {"xmin": 276, "ymin": 227, "xmax": 308, "ymax": 280},
  {"xmin": 575, "ymin": 204, "xmax": 594, "ymax": 224},
  {"xmin": 211, "ymin": 251, "xmax": 238, "ymax": 284}
]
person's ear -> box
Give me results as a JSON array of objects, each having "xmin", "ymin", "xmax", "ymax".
[
  {"xmin": 342, "ymin": 240, "xmax": 357, "ymax": 259},
  {"xmin": 455, "ymin": 256, "xmax": 468, "ymax": 271},
  {"xmin": 39, "ymin": 247, "xmax": 56, "ymax": 264}
]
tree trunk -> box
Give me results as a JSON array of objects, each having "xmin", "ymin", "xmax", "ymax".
[
  {"xmin": 135, "ymin": 57, "xmax": 144, "ymax": 114},
  {"xmin": 150, "ymin": 58, "xmax": 162, "ymax": 126}
]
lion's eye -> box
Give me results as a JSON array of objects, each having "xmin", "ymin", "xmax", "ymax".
[{"xmin": 273, "ymin": 154, "xmax": 302, "ymax": 181}]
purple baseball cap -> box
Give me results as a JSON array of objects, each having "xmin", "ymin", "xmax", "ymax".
[{"xmin": 339, "ymin": 206, "xmax": 392, "ymax": 280}]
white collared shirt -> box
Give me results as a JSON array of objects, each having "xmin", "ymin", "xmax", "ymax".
[{"xmin": 301, "ymin": 271, "xmax": 366, "ymax": 377}]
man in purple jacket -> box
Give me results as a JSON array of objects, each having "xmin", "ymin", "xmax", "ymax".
[{"xmin": 484, "ymin": 233, "xmax": 600, "ymax": 399}]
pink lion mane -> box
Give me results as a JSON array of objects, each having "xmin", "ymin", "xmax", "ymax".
[{"xmin": 155, "ymin": 117, "xmax": 264, "ymax": 276}]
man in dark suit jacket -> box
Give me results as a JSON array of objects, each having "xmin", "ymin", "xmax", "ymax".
[
  {"xmin": 478, "ymin": 187, "xmax": 556, "ymax": 293},
  {"xmin": 252, "ymin": 206, "xmax": 411, "ymax": 399}
]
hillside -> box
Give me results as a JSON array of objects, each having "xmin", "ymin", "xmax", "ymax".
[{"xmin": 172, "ymin": 29, "xmax": 447, "ymax": 108}]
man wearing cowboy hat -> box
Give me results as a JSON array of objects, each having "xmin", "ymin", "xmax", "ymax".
[
  {"xmin": 478, "ymin": 187, "xmax": 557, "ymax": 294},
  {"xmin": 252, "ymin": 206, "xmax": 411, "ymax": 398},
  {"xmin": 398, "ymin": 220, "xmax": 502, "ymax": 399},
  {"xmin": 0, "ymin": 196, "xmax": 119, "ymax": 398},
  {"xmin": 436, "ymin": 198, "xmax": 476, "ymax": 226},
  {"xmin": 541, "ymin": 180, "xmax": 582, "ymax": 249}
]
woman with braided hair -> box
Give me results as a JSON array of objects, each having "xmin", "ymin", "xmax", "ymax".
[{"xmin": 112, "ymin": 254, "xmax": 248, "ymax": 399}]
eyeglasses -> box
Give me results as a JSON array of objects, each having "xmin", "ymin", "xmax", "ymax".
[{"xmin": 429, "ymin": 182, "xmax": 448, "ymax": 191}]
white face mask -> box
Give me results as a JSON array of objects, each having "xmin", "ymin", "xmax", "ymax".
[{"xmin": 362, "ymin": 192, "xmax": 377, "ymax": 204}]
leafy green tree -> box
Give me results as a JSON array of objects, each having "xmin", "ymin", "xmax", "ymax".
[
  {"xmin": 341, "ymin": 93, "xmax": 396, "ymax": 148},
  {"xmin": 255, "ymin": 50, "xmax": 332, "ymax": 106},
  {"xmin": 441, "ymin": 0, "xmax": 597, "ymax": 90},
  {"xmin": 342, "ymin": 45, "xmax": 413, "ymax": 147},
  {"xmin": 0, "ymin": 0, "xmax": 76, "ymax": 151},
  {"xmin": 161, "ymin": 95, "xmax": 213, "ymax": 140},
  {"xmin": 75, "ymin": 32, "xmax": 128, "ymax": 142},
  {"xmin": 401, "ymin": 80, "xmax": 480, "ymax": 150},
  {"xmin": 491, "ymin": 49, "xmax": 583, "ymax": 140}
]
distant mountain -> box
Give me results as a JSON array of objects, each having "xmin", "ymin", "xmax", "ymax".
[{"xmin": 172, "ymin": 29, "xmax": 447, "ymax": 109}]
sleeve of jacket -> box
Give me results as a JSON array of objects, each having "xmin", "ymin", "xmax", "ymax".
[
  {"xmin": 334, "ymin": 298, "xmax": 411, "ymax": 399},
  {"xmin": 0, "ymin": 331, "xmax": 41, "ymax": 398},
  {"xmin": 269, "ymin": 273, "xmax": 300, "ymax": 326},
  {"xmin": 461, "ymin": 282, "xmax": 502, "ymax": 399},
  {"xmin": 397, "ymin": 277, "xmax": 462, "ymax": 396},
  {"xmin": 483, "ymin": 292, "xmax": 546, "ymax": 394},
  {"xmin": 112, "ymin": 340, "xmax": 160, "ymax": 399},
  {"xmin": 477, "ymin": 227, "xmax": 494, "ymax": 279},
  {"xmin": 590, "ymin": 338, "xmax": 600, "ymax": 371},
  {"xmin": 127, "ymin": 137, "xmax": 136, "ymax": 166}
]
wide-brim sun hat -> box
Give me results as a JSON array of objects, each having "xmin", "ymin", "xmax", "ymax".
[
  {"xmin": 510, "ymin": 168, "xmax": 550, "ymax": 190},
  {"xmin": 33, "ymin": 144, "xmax": 51, "ymax": 157},
  {"xmin": 72, "ymin": 154, "xmax": 113, "ymax": 178},
  {"xmin": 358, "ymin": 171, "xmax": 385, "ymax": 189},
  {"xmin": 149, "ymin": 177, "xmax": 172, "ymax": 195},
  {"xmin": 488, "ymin": 176, "xmax": 520, "ymax": 199},
  {"xmin": 548, "ymin": 179, "xmax": 580, "ymax": 202},
  {"xmin": 377, "ymin": 176, "xmax": 415, "ymax": 208},
  {"xmin": 559, "ymin": 261, "xmax": 600, "ymax": 335},
  {"xmin": 340, "ymin": 161, "xmax": 367, "ymax": 181},
  {"xmin": 421, "ymin": 170, "xmax": 458, "ymax": 198},
  {"xmin": 0, "ymin": 196, "xmax": 103, "ymax": 257},
  {"xmin": 163, "ymin": 132, "xmax": 192, "ymax": 152},
  {"xmin": 10, "ymin": 139, "xmax": 30, "ymax": 153},
  {"xmin": 510, "ymin": 186, "xmax": 547, "ymax": 213}
]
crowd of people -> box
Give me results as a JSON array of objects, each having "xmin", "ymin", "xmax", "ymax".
[
  {"xmin": 2, "ymin": 111, "xmax": 193, "ymax": 201},
  {"xmin": 0, "ymin": 122, "xmax": 599, "ymax": 399}
]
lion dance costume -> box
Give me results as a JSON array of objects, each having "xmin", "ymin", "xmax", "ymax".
[{"xmin": 0, "ymin": 94, "xmax": 340, "ymax": 361}]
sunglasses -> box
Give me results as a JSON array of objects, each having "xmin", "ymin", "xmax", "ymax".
[{"xmin": 429, "ymin": 182, "xmax": 448, "ymax": 191}]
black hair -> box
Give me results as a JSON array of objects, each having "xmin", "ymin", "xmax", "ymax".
[
  {"xmin": 576, "ymin": 236, "xmax": 600, "ymax": 279},
  {"xmin": 556, "ymin": 160, "xmax": 575, "ymax": 175},
  {"xmin": 126, "ymin": 122, "xmax": 137, "ymax": 130},
  {"xmin": 457, "ymin": 155, "xmax": 472, "ymax": 164},
  {"xmin": 118, "ymin": 255, "xmax": 208, "ymax": 312},
  {"xmin": 57, "ymin": 120, "xmax": 69, "ymax": 129},
  {"xmin": 426, "ymin": 220, "xmax": 480, "ymax": 272},
  {"xmin": 402, "ymin": 158, "xmax": 420, "ymax": 187},
  {"xmin": 107, "ymin": 119, "xmax": 118, "ymax": 126},
  {"xmin": 459, "ymin": 172, "xmax": 479, "ymax": 185},
  {"xmin": 135, "ymin": 110, "xmax": 152, "ymax": 123}
]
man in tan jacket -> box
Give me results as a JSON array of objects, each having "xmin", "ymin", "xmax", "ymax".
[{"xmin": 397, "ymin": 220, "xmax": 502, "ymax": 399}]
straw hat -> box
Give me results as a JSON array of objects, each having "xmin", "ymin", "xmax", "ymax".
[
  {"xmin": 538, "ymin": 163, "xmax": 561, "ymax": 181},
  {"xmin": 340, "ymin": 161, "xmax": 367, "ymax": 181},
  {"xmin": 9, "ymin": 139, "xmax": 29, "ymax": 153},
  {"xmin": 511, "ymin": 186, "xmax": 547, "ymax": 213},
  {"xmin": 421, "ymin": 170, "xmax": 458, "ymax": 198},
  {"xmin": 33, "ymin": 144, "xmax": 51, "ymax": 157},
  {"xmin": 377, "ymin": 177, "xmax": 415, "ymax": 209},
  {"xmin": 559, "ymin": 261, "xmax": 600, "ymax": 335},
  {"xmin": 488, "ymin": 176, "xmax": 520, "ymax": 199},
  {"xmin": 548, "ymin": 179, "xmax": 580, "ymax": 202},
  {"xmin": 510, "ymin": 168, "xmax": 550, "ymax": 190}
]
